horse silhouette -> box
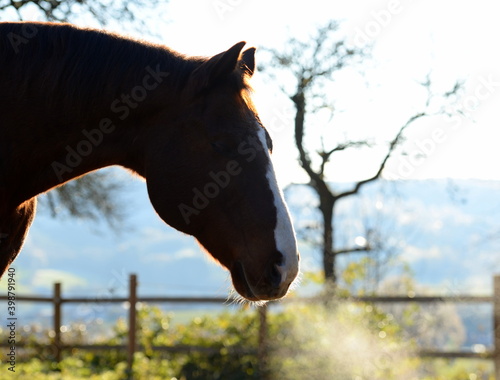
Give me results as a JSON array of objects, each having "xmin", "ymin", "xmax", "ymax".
[{"xmin": 0, "ymin": 22, "xmax": 299, "ymax": 301}]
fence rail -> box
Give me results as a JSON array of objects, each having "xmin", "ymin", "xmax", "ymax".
[{"xmin": 1, "ymin": 274, "xmax": 499, "ymax": 378}]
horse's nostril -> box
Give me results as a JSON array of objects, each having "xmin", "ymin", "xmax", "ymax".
[
  {"xmin": 270, "ymin": 263, "xmax": 283, "ymax": 288},
  {"xmin": 275, "ymin": 252, "xmax": 284, "ymax": 267}
]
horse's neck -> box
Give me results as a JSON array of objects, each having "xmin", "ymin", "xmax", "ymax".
[
  {"xmin": 0, "ymin": 24, "xmax": 197, "ymax": 208},
  {"xmin": 2, "ymin": 67, "xmax": 183, "ymax": 209}
]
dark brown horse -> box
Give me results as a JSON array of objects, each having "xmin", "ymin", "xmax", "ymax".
[{"xmin": 0, "ymin": 22, "xmax": 299, "ymax": 301}]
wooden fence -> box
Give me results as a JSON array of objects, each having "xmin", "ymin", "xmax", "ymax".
[{"xmin": 1, "ymin": 274, "xmax": 499, "ymax": 378}]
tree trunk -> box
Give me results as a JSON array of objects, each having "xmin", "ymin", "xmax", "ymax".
[
  {"xmin": 292, "ymin": 87, "xmax": 339, "ymax": 284},
  {"xmin": 322, "ymin": 207, "xmax": 335, "ymax": 283},
  {"xmin": 319, "ymin": 193, "xmax": 335, "ymax": 284}
]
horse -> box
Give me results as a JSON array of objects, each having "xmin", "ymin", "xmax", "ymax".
[{"xmin": 0, "ymin": 22, "xmax": 299, "ymax": 301}]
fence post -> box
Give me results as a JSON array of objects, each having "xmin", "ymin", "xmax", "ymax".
[
  {"xmin": 494, "ymin": 275, "xmax": 500, "ymax": 380},
  {"xmin": 53, "ymin": 282, "xmax": 62, "ymax": 363},
  {"xmin": 258, "ymin": 304, "xmax": 269, "ymax": 380},
  {"xmin": 127, "ymin": 274, "xmax": 138, "ymax": 375}
]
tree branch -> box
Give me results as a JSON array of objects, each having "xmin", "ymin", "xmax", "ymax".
[
  {"xmin": 318, "ymin": 140, "xmax": 372, "ymax": 178},
  {"xmin": 334, "ymin": 112, "xmax": 427, "ymax": 202},
  {"xmin": 323, "ymin": 140, "xmax": 372, "ymax": 157},
  {"xmin": 334, "ymin": 246, "xmax": 370, "ymax": 255}
]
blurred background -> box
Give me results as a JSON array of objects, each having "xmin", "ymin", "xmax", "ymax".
[{"xmin": 1, "ymin": 0, "xmax": 499, "ymax": 379}]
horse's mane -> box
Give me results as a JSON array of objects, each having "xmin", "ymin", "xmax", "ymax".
[
  {"xmin": 0, "ymin": 22, "xmax": 198, "ymax": 114},
  {"xmin": 0, "ymin": 21, "xmax": 252, "ymax": 125}
]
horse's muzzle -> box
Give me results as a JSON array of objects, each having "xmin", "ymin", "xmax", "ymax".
[{"xmin": 231, "ymin": 256, "xmax": 298, "ymax": 302}]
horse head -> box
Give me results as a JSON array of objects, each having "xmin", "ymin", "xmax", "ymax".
[{"xmin": 144, "ymin": 42, "xmax": 300, "ymax": 301}]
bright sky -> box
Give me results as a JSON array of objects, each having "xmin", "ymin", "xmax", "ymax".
[{"xmin": 12, "ymin": 0, "xmax": 500, "ymax": 184}]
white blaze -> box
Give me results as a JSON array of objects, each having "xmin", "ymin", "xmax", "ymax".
[{"xmin": 256, "ymin": 128, "xmax": 299, "ymax": 283}]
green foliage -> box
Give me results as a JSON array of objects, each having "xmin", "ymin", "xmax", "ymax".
[
  {"xmin": 0, "ymin": 357, "xmax": 126, "ymax": 379},
  {"xmin": 0, "ymin": 301, "xmax": 495, "ymax": 379},
  {"xmin": 0, "ymin": 306, "xmax": 261, "ymax": 379},
  {"xmin": 128, "ymin": 305, "xmax": 261, "ymax": 380},
  {"xmin": 0, "ymin": 265, "xmax": 494, "ymax": 379}
]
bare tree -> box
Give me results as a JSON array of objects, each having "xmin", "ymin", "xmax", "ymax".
[
  {"xmin": 264, "ymin": 21, "xmax": 460, "ymax": 285},
  {"xmin": 39, "ymin": 170, "xmax": 127, "ymax": 230},
  {"xmin": 1, "ymin": 0, "xmax": 164, "ymax": 228}
]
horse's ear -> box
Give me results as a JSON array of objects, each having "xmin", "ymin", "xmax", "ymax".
[
  {"xmin": 241, "ymin": 47, "xmax": 256, "ymax": 76},
  {"xmin": 189, "ymin": 41, "xmax": 246, "ymax": 92}
]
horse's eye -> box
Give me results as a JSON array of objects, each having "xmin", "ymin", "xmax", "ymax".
[{"xmin": 211, "ymin": 141, "xmax": 237, "ymax": 157}]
